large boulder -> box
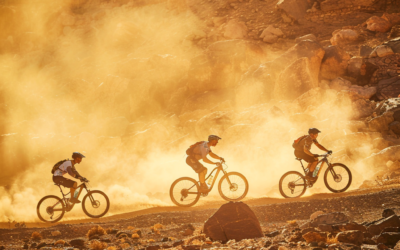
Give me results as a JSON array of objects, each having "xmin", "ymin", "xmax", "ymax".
[
  {"xmin": 320, "ymin": 46, "xmax": 351, "ymax": 80},
  {"xmin": 377, "ymin": 76, "xmax": 400, "ymax": 100},
  {"xmin": 336, "ymin": 230, "xmax": 364, "ymax": 245},
  {"xmin": 352, "ymin": 99, "xmax": 375, "ymax": 119},
  {"xmin": 310, "ymin": 212, "xmax": 349, "ymax": 227},
  {"xmin": 330, "ymin": 29, "xmax": 358, "ymax": 46},
  {"xmin": 223, "ymin": 20, "xmax": 248, "ymax": 39},
  {"xmin": 203, "ymin": 202, "xmax": 263, "ymax": 242},
  {"xmin": 366, "ymin": 16, "xmax": 392, "ymax": 33},
  {"xmin": 276, "ymin": 0, "xmax": 310, "ymax": 22},
  {"xmin": 273, "ymin": 57, "xmax": 318, "ymax": 100},
  {"xmin": 260, "ymin": 25, "xmax": 284, "ymax": 43}
]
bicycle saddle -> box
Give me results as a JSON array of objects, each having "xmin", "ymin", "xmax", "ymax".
[
  {"xmin": 295, "ymin": 158, "xmax": 302, "ymax": 161},
  {"xmin": 54, "ymin": 183, "xmax": 61, "ymax": 186}
]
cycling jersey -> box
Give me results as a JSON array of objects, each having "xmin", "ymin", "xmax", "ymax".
[
  {"xmin": 192, "ymin": 141, "xmax": 212, "ymax": 160},
  {"xmin": 53, "ymin": 161, "xmax": 75, "ymax": 177},
  {"xmin": 297, "ymin": 135, "xmax": 319, "ymax": 151}
]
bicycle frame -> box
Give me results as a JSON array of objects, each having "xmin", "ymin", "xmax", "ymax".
[
  {"xmin": 54, "ymin": 182, "xmax": 89, "ymax": 212},
  {"xmin": 188, "ymin": 163, "xmax": 231, "ymax": 195},
  {"xmin": 298, "ymin": 154, "xmax": 332, "ymax": 178}
]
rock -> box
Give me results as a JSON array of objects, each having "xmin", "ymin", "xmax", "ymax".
[
  {"xmin": 69, "ymin": 238, "xmax": 86, "ymax": 247},
  {"xmin": 377, "ymin": 76, "xmax": 400, "ymax": 100},
  {"xmin": 203, "ymin": 202, "xmax": 263, "ymax": 242},
  {"xmin": 265, "ymin": 230, "xmax": 280, "ymax": 237},
  {"xmin": 336, "ymin": 231, "xmax": 364, "ymax": 245},
  {"xmin": 213, "ymin": 17, "xmax": 226, "ymax": 27},
  {"xmin": 295, "ymin": 34, "xmax": 317, "ymax": 43},
  {"xmin": 296, "ymin": 87, "xmax": 325, "ymax": 109},
  {"xmin": 390, "ymin": 121, "xmax": 400, "ymax": 135},
  {"xmin": 343, "ymin": 86, "xmax": 377, "ymax": 101},
  {"xmin": 377, "ymin": 233, "xmax": 400, "ymax": 246},
  {"xmin": 261, "ymin": 33, "xmax": 279, "ymax": 43},
  {"xmin": 383, "ymin": 13, "xmax": 400, "ymax": 26},
  {"xmin": 311, "ymin": 211, "xmax": 325, "ymax": 220},
  {"xmin": 319, "ymin": 224, "xmax": 334, "ymax": 232},
  {"xmin": 368, "ymin": 112, "xmax": 394, "ymax": 132},
  {"xmin": 338, "ymin": 223, "xmax": 367, "ymax": 232},
  {"xmin": 330, "ymin": 77, "xmax": 352, "ymax": 91},
  {"xmin": 274, "ymin": 57, "xmax": 319, "ymax": 100},
  {"xmin": 348, "ymin": 57, "xmax": 364, "ymax": 78},
  {"xmin": 320, "ymin": 46, "xmax": 351, "ymax": 80},
  {"xmin": 310, "ymin": 212, "xmax": 349, "ymax": 227},
  {"xmin": 370, "ymin": 45, "xmax": 394, "ymax": 58},
  {"xmin": 365, "ymin": 146, "xmax": 400, "ymax": 170},
  {"xmin": 360, "ymin": 45, "xmax": 374, "ymax": 58},
  {"xmin": 223, "ymin": 20, "xmax": 248, "ymax": 39},
  {"xmin": 330, "ymin": 29, "xmax": 358, "ymax": 46},
  {"xmin": 383, "ymin": 209, "xmax": 396, "ymax": 218},
  {"xmin": 368, "ymin": 224, "xmax": 382, "ymax": 236},
  {"xmin": 376, "ymin": 215, "xmax": 400, "ymax": 231},
  {"xmin": 302, "ymin": 227, "xmax": 319, "ymax": 235},
  {"xmin": 383, "ymin": 37, "xmax": 400, "ymax": 54},
  {"xmin": 366, "ymin": 16, "xmax": 392, "ymax": 33},
  {"xmin": 263, "ymin": 25, "xmax": 284, "ymax": 37},
  {"xmin": 303, "ymin": 232, "xmax": 327, "ymax": 243},
  {"xmin": 276, "ymin": 0, "xmax": 310, "ymax": 22},
  {"xmin": 389, "ymin": 25, "xmax": 400, "ymax": 39},
  {"xmin": 373, "ymin": 138, "xmax": 391, "ymax": 150}
]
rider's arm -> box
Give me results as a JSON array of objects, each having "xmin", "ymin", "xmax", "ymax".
[
  {"xmin": 315, "ymin": 142, "xmax": 329, "ymax": 152},
  {"xmin": 209, "ymin": 152, "xmax": 222, "ymax": 160},
  {"xmin": 66, "ymin": 166, "xmax": 77, "ymax": 178},
  {"xmin": 304, "ymin": 146, "xmax": 315, "ymax": 157},
  {"xmin": 202, "ymin": 156, "xmax": 217, "ymax": 165}
]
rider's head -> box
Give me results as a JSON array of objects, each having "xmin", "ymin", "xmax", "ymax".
[
  {"xmin": 308, "ymin": 128, "xmax": 321, "ymax": 139},
  {"xmin": 72, "ymin": 152, "xmax": 85, "ymax": 164},
  {"xmin": 208, "ymin": 135, "xmax": 221, "ymax": 146}
]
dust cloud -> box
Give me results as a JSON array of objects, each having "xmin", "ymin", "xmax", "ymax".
[{"xmin": 0, "ymin": 0, "xmax": 367, "ymax": 222}]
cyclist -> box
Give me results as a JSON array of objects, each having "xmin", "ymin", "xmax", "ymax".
[
  {"xmin": 186, "ymin": 135, "xmax": 225, "ymax": 193},
  {"xmin": 294, "ymin": 128, "xmax": 332, "ymax": 180},
  {"xmin": 53, "ymin": 152, "xmax": 88, "ymax": 203}
]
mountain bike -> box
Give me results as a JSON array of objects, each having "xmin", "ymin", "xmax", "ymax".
[
  {"xmin": 37, "ymin": 179, "xmax": 110, "ymax": 223},
  {"xmin": 279, "ymin": 152, "xmax": 352, "ymax": 198},
  {"xmin": 170, "ymin": 160, "xmax": 249, "ymax": 207}
]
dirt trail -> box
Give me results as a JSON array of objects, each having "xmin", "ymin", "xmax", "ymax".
[{"xmin": 2, "ymin": 184, "xmax": 400, "ymax": 229}]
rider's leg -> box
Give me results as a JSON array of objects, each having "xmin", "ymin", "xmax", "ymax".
[
  {"xmin": 199, "ymin": 168, "xmax": 207, "ymax": 184},
  {"xmin": 308, "ymin": 161, "xmax": 318, "ymax": 173},
  {"xmin": 69, "ymin": 182, "xmax": 81, "ymax": 203}
]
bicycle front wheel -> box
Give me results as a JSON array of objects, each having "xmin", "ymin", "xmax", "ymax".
[
  {"xmin": 170, "ymin": 177, "xmax": 200, "ymax": 207},
  {"xmin": 82, "ymin": 190, "xmax": 110, "ymax": 218},
  {"xmin": 218, "ymin": 172, "xmax": 249, "ymax": 201},
  {"xmin": 324, "ymin": 163, "xmax": 352, "ymax": 193},
  {"xmin": 279, "ymin": 171, "xmax": 307, "ymax": 198},
  {"xmin": 37, "ymin": 195, "xmax": 65, "ymax": 223}
]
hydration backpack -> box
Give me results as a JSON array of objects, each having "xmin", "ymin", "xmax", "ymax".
[
  {"xmin": 292, "ymin": 135, "xmax": 307, "ymax": 149},
  {"xmin": 51, "ymin": 159, "xmax": 68, "ymax": 174},
  {"xmin": 186, "ymin": 141, "xmax": 204, "ymax": 156}
]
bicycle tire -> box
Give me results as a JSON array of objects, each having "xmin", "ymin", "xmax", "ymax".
[
  {"xmin": 37, "ymin": 195, "xmax": 65, "ymax": 223},
  {"xmin": 218, "ymin": 172, "xmax": 249, "ymax": 202},
  {"xmin": 279, "ymin": 171, "xmax": 307, "ymax": 198},
  {"xmin": 170, "ymin": 177, "xmax": 200, "ymax": 207},
  {"xmin": 82, "ymin": 190, "xmax": 110, "ymax": 218},
  {"xmin": 324, "ymin": 163, "xmax": 352, "ymax": 193}
]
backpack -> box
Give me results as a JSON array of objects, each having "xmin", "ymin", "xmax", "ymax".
[
  {"xmin": 186, "ymin": 141, "xmax": 204, "ymax": 156},
  {"xmin": 292, "ymin": 135, "xmax": 307, "ymax": 149},
  {"xmin": 51, "ymin": 159, "xmax": 69, "ymax": 174}
]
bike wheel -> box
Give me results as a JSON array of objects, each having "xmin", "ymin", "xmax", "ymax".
[
  {"xmin": 324, "ymin": 163, "xmax": 352, "ymax": 193},
  {"xmin": 82, "ymin": 190, "xmax": 110, "ymax": 218},
  {"xmin": 37, "ymin": 195, "xmax": 65, "ymax": 223},
  {"xmin": 170, "ymin": 177, "xmax": 200, "ymax": 207},
  {"xmin": 279, "ymin": 171, "xmax": 307, "ymax": 198},
  {"xmin": 218, "ymin": 172, "xmax": 249, "ymax": 201}
]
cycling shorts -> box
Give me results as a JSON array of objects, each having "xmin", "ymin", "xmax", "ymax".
[
  {"xmin": 294, "ymin": 150, "xmax": 317, "ymax": 163},
  {"xmin": 186, "ymin": 156, "xmax": 207, "ymax": 173},
  {"xmin": 53, "ymin": 176, "xmax": 76, "ymax": 188}
]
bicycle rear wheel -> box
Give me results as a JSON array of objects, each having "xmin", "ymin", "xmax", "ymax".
[
  {"xmin": 324, "ymin": 163, "xmax": 352, "ymax": 193},
  {"xmin": 82, "ymin": 190, "xmax": 110, "ymax": 218},
  {"xmin": 218, "ymin": 172, "xmax": 249, "ymax": 201},
  {"xmin": 279, "ymin": 171, "xmax": 307, "ymax": 198},
  {"xmin": 170, "ymin": 177, "xmax": 200, "ymax": 207},
  {"xmin": 37, "ymin": 195, "xmax": 65, "ymax": 223}
]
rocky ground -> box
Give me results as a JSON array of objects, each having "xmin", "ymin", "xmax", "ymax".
[{"xmin": 2, "ymin": 185, "xmax": 400, "ymax": 249}]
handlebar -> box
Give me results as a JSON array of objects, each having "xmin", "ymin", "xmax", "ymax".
[{"xmin": 316, "ymin": 152, "xmax": 332, "ymax": 157}]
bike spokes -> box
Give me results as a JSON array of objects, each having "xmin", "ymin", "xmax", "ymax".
[
  {"xmin": 170, "ymin": 177, "xmax": 201, "ymax": 207},
  {"xmin": 219, "ymin": 172, "xmax": 249, "ymax": 201},
  {"xmin": 37, "ymin": 196, "xmax": 65, "ymax": 223},
  {"xmin": 279, "ymin": 172, "xmax": 307, "ymax": 198},
  {"xmin": 82, "ymin": 192, "xmax": 109, "ymax": 217},
  {"xmin": 325, "ymin": 165, "xmax": 351, "ymax": 192}
]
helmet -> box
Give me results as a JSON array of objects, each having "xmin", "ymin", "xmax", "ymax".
[
  {"xmin": 308, "ymin": 128, "xmax": 321, "ymax": 134},
  {"xmin": 208, "ymin": 135, "xmax": 222, "ymax": 141},
  {"xmin": 72, "ymin": 152, "xmax": 86, "ymax": 159}
]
